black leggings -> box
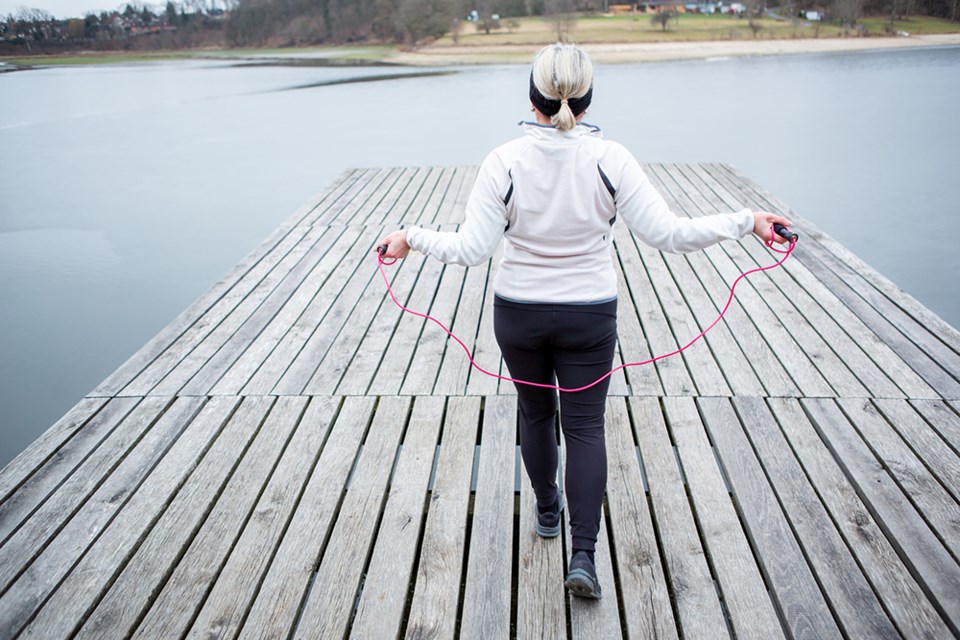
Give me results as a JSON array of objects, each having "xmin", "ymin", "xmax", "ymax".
[{"xmin": 493, "ymin": 295, "xmax": 617, "ymax": 554}]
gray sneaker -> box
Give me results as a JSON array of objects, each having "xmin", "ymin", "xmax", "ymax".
[
  {"xmin": 535, "ymin": 492, "xmax": 564, "ymax": 538},
  {"xmin": 565, "ymin": 550, "xmax": 602, "ymax": 599}
]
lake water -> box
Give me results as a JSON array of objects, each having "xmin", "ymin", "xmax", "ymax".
[{"xmin": 2, "ymin": 46, "xmax": 958, "ymax": 468}]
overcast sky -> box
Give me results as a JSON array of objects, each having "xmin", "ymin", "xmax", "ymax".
[{"xmin": 3, "ymin": 0, "xmax": 141, "ymax": 19}]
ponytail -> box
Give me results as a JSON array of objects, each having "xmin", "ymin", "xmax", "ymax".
[
  {"xmin": 549, "ymin": 98, "xmax": 573, "ymax": 131},
  {"xmin": 530, "ymin": 44, "xmax": 594, "ymax": 131}
]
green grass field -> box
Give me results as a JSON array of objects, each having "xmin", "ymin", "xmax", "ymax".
[
  {"xmin": 859, "ymin": 15, "xmax": 960, "ymax": 34},
  {"xmin": 440, "ymin": 12, "xmax": 960, "ymax": 46}
]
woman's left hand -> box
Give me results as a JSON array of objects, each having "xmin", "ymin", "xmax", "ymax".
[
  {"xmin": 378, "ymin": 229, "xmax": 411, "ymax": 259},
  {"xmin": 752, "ymin": 211, "xmax": 793, "ymax": 244}
]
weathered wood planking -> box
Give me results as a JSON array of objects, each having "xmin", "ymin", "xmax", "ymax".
[{"xmin": 3, "ymin": 164, "xmax": 959, "ymax": 640}]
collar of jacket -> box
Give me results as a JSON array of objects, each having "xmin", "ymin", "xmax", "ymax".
[{"xmin": 517, "ymin": 120, "xmax": 603, "ymax": 140}]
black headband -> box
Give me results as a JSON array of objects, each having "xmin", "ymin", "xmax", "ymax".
[{"xmin": 529, "ymin": 72, "xmax": 593, "ymax": 117}]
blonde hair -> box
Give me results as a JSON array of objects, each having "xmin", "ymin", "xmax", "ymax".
[{"xmin": 531, "ymin": 43, "xmax": 594, "ymax": 131}]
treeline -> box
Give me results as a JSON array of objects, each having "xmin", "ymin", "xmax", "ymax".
[
  {"xmin": 221, "ymin": 0, "xmax": 957, "ymax": 46},
  {"xmin": 224, "ymin": 0, "xmax": 594, "ymax": 46},
  {"xmin": 1, "ymin": 2, "xmax": 227, "ymax": 53},
  {"xmin": 3, "ymin": 0, "xmax": 957, "ymax": 54}
]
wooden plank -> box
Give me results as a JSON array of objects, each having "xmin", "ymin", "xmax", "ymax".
[
  {"xmin": 660, "ymin": 163, "xmax": 835, "ymax": 398},
  {"xmin": 368, "ymin": 244, "xmax": 446, "ymax": 396},
  {"xmin": 874, "ymin": 399, "xmax": 960, "ymax": 504},
  {"xmin": 404, "ymin": 396, "xmax": 479, "ymax": 640},
  {"xmin": 705, "ymin": 397, "xmax": 865, "ymax": 639},
  {"xmin": 706, "ymin": 162, "xmax": 936, "ymax": 399},
  {"xmin": 0, "ymin": 396, "xmax": 202, "ymax": 638},
  {"xmin": 643, "ymin": 164, "xmax": 767, "ymax": 395},
  {"xmin": 377, "ymin": 166, "xmax": 436, "ymax": 227},
  {"xmin": 441, "ymin": 164, "xmax": 479, "ymax": 225},
  {"xmin": 417, "ymin": 165, "xmax": 465, "ymax": 226},
  {"xmin": 19, "ymin": 396, "xmax": 237, "ymax": 640},
  {"xmin": 176, "ymin": 226, "xmax": 364, "ymax": 396},
  {"xmin": 682, "ymin": 163, "xmax": 880, "ymax": 397},
  {"xmin": 715, "ymin": 162, "xmax": 960, "ymax": 359},
  {"xmin": 913, "ymin": 399, "xmax": 960, "ymax": 455},
  {"xmin": 791, "ymin": 243, "xmax": 959, "ymax": 399},
  {"xmin": 684, "ymin": 243, "xmax": 800, "ymax": 397},
  {"xmin": 351, "ymin": 396, "xmax": 446, "ymax": 638},
  {"xmin": 217, "ymin": 225, "xmax": 381, "ymax": 396},
  {"xmin": 0, "ymin": 397, "xmax": 130, "ymax": 543},
  {"xmin": 635, "ymin": 229, "xmax": 731, "ymax": 396},
  {"xmin": 287, "ymin": 396, "xmax": 411, "ymax": 639},
  {"xmin": 802, "ymin": 234, "xmax": 960, "ymax": 374},
  {"xmin": 459, "ymin": 395, "xmax": 516, "ymax": 640},
  {"xmin": 118, "ymin": 223, "xmax": 330, "ymax": 396},
  {"xmin": 768, "ymin": 398, "xmax": 953, "ymax": 640},
  {"xmin": 330, "ymin": 166, "xmax": 400, "ymax": 227},
  {"xmin": 838, "ymin": 398, "xmax": 960, "ymax": 560},
  {"xmin": 395, "ymin": 166, "xmax": 444, "ymax": 228},
  {"xmin": 433, "ymin": 261, "xmax": 489, "ymax": 395},
  {"xmin": 249, "ymin": 226, "xmax": 382, "ymax": 395},
  {"xmin": 644, "ymin": 165, "xmax": 798, "ymax": 398},
  {"xmin": 293, "ymin": 167, "xmax": 365, "ymax": 227},
  {"xmin": 663, "ymin": 396, "xmax": 785, "ymax": 639},
  {"xmin": 238, "ymin": 397, "xmax": 374, "ymax": 638},
  {"xmin": 801, "ymin": 398, "xmax": 960, "ymax": 633},
  {"xmin": 333, "ymin": 254, "xmax": 428, "ymax": 395},
  {"xmin": 131, "ymin": 396, "xmax": 305, "ymax": 639},
  {"xmin": 611, "ymin": 243, "xmax": 663, "ymax": 398},
  {"xmin": 630, "ymin": 397, "xmax": 721, "ymax": 639},
  {"xmin": 0, "ymin": 397, "xmax": 108, "ymax": 505},
  {"xmin": 698, "ymin": 165, "xmax": 909, "ymax": 400},
  {"xmin": 401, "ymin": 255, "xmax": 467, "ymax": 395},
  {"xmin": 606, "ymin": 398, "xmax": 680, "ymax": 639},
  {"xmin": 615, "ymin": 223, "xmax": 696, "ymax": 396},
  {"xmin": 366, "ymin": 166, "xmax": 421, "ymax": 227},
  {"xmin": 414, "ymin": 167, "xmax": 457, "ymax": 226},
  {"xmin": 465, "ymin": 242, "xmax": 505, "ymax": 396},
  {"xmin": 90, "ymin": 169, "xmax": 358, "ymax": 396},
  {"xmin": 0, "ymin": 397, "xmax": 169, "ymax": 595},
  {"xmin": 75, "ymin": 396, "xmax": 273, "ymax": 640},
  {"xmin": 187, "ymin": 397, "xmax": 329, "ymax": 640},
  {"xmin": 300, "ymin": 246, "xmax": 416, "ymax": 395},
  {"xmin": 658, "ymin": 248, "xmax": 765, "ymax": 396},
  {"xmin": 516, "ymin": 453, "xmax": 565, "ymax": 640},
  {"xmin": 310, "ymin": 167, "xmax": 384, "ymax": 227}
]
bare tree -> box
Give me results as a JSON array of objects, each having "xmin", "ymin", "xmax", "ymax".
[
  {"xmin": 397, "ymin": 0, "xmax": 453, "ymax": 43},
  {"xmin": 650, "ymin": 8, "xmax": 676, "ymax": 30},
  {"xmin": 544, "ymin": 0, "xmax": 576, "ymax": 40},
  {"xmin": 833, "ymin": 0, "xmax": 864, "ymax": 31}
]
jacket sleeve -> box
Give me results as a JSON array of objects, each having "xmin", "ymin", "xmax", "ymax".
[
  {"xmin": 406, "ymin": 153, "xmax": 509, "ymax": 267},
  {"xmin": 610, "ymin": 145, "xmax": 754, "ymax": 253}
]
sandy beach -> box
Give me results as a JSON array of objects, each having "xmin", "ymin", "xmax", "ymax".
[{"xmin": 390, "ymin": 32, "xmax": 960, "ymax": 65}]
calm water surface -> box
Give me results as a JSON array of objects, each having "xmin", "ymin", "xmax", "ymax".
[{"xmin": 2, "ymin": 47, "xmax": 958, "ymax": 467}]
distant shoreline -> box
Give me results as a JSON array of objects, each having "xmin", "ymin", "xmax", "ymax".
[
  {"xmin": 3, "ymin": 33, "xmax": 959, "ymax": 68},
  {"xmin": 390, "ymin": 33, "xmax": 960, "ymax": 65}
]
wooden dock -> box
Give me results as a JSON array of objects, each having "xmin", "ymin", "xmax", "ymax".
[{"xmin": 1, "ymin": 163, "xmax": 958, "ymax": 639}]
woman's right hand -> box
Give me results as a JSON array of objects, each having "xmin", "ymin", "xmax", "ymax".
[
  {"xmin": 378, "ymin": 229, "xmax": 410, "ymax": 260},
  {"xmin": 752, "ymin": 211, "xmax": 793, "ymax": 245}
]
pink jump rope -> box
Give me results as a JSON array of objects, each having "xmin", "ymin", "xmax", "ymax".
[{"xmin": 376, "ymin": 222, "xmax": 798, "ymax": 393}]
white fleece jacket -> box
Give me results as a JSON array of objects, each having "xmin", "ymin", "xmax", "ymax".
[{"xmin": 406, "ymin": 122, "xmax": 754, "ymax": 304}]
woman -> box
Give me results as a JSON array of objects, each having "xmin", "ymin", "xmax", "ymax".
[{"xmin": 378, "ymin": 43, "xmax": 790, "ymax": 599}]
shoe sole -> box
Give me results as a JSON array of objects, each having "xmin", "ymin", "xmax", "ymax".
[
  {"xmin": 535, "ymin": 494, "xmax": 564, "ymax": 538},
  {"xmin": 564, "ymin": 569, "xmax": 602, "ymax": 599}
]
